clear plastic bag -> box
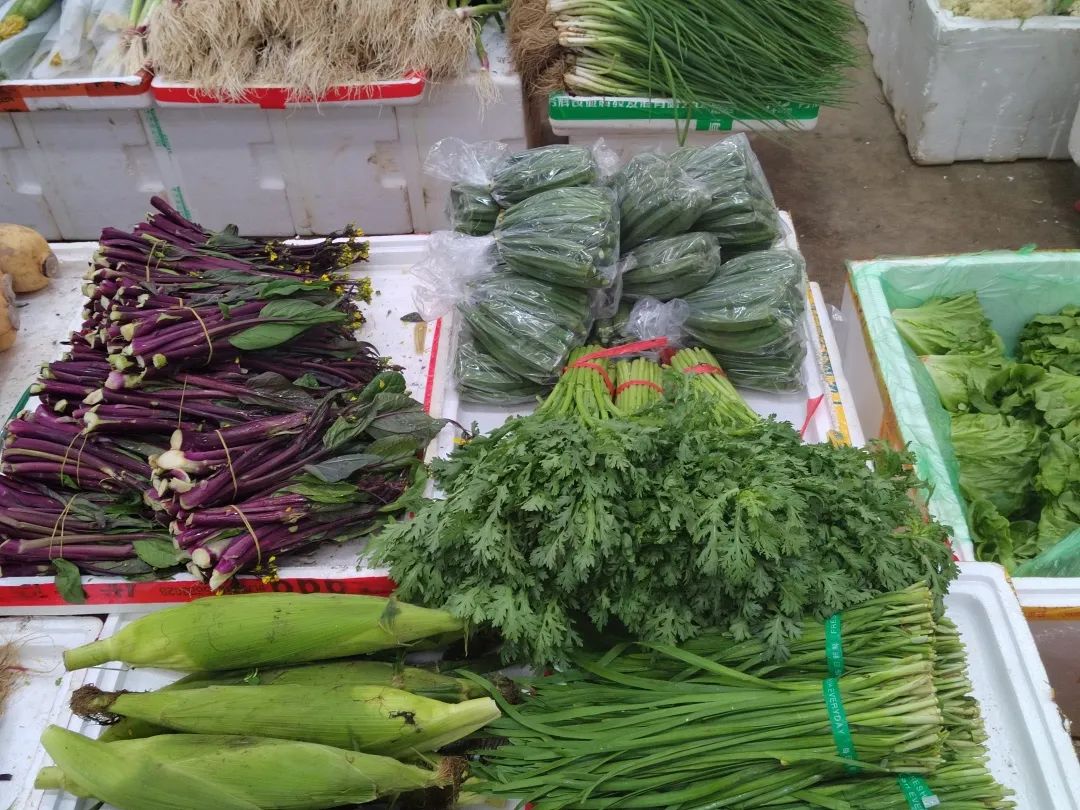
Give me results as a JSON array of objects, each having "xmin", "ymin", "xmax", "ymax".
[
  {"xmin": 0, "ymin": 0, "xmax": 61, "ymax": 79},
  {"xmin": 622, "ymin": 232, "xmax": 721, "ymax": 301},
  {"xmin": 460, "ymin": 272, "xmax": 593, "ymax": 384},
  {"xmin": 455, "ymin": 339, "xmax": 548, "ymax": 405},
  {"xmin": 29, "ymin": 0, "xmax": 108, "ymax": 79},
  {"xmin": 1015, "ymin": 527, "xmax": 1080, "ymax": 577},
  {"xmin": 424, "ymin": 138, "xmax": 510, "ymax": 236},
  {"xmin": 494, "ymin": 186, "xmax": 620, "ymax": 289},
  {"xmin": 490, "ymin": 140, "xmax": 618, "ymax": 207},
  {"xmin": 681, "ymin": 248, "xmax": 807, "ymax": 392},
  {"xmin": 613, "ymin": 153, "xmax": 711, "ymax": 251},
  {"xmin": 410, "ymin": 230, "xmax": 500, "ymax": 320},
  {"xmin": 670, "ymin": 134, "xmax": 782, "ymax": 250},
  {"xmin": 624, "ymin": 297, "xmax": 690, "ymax": 344}
]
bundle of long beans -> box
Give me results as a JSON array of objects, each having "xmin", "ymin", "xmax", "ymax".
[{"xmin": 511, "ymin": 0, "xmax": 857, "ymax": 125}]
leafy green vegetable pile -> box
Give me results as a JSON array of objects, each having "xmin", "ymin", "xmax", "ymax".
[
  {"xmin": 373, "ymin": 346, "xmax": 955, "ymax": 667},
  {"xmin": 894, "ymin": 293, "xmax": 1080, "ymax": 573}
]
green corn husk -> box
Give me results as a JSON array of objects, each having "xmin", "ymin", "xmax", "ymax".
[
  {"xmin": 98, "ymin": 660, "xmax": 485, "ymax": 743},
  {"xmin": 38, "ymin": 725, "xmax": 454, "ymax": 810},
  {"xmin": 74, "ymin": 683, "xmax": 499, "ymax": 755},
  {"xmin": 63, "ymin": 593, "xmax": 464, "ymax": 672},
  {"xmin": 622, "ymin": 232, "xmax": 722, "ymax": 301}
]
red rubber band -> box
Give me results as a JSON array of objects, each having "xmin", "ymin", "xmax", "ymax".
[
  {"xmin": 570, "ymin": 360, "xmax": 615, "ymax": 395},
  {"xmin": 614, "ymin": 379, "xmax": 664, "ymax": 396},
  {"xmin": 683, "ymin": 363, "xmax": 726, "ymax": 377},
  {"xmin": 570, "ymin": 337, "xmax": 669, "ymax": 366}
]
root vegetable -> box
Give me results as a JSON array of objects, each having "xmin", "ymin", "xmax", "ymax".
[
  {"xmin": 0, "ymin": 223, "xmax": 55, "ymax": 293},
  {"xmin": 0, "ymin": 273, "xmax": 17, "ymax": 351}
]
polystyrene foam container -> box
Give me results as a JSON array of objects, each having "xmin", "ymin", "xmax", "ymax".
[
  {"xmin": 151, "ymin": 72, "xmax": 426, "ymax": 109},
  {"xmin": 0, "ymin": 615, "xmax": 102, "ymax": 810},
  {"xmin": 0, "ymin": 235, "xmax": 440, "ymax": 612},
  {"xmin": 856, "ymin": 0, "xmax": 1080, "ymax": 164},
  {"xmin": 18, "ymin": 564, "xmax": 1079, "ymax": 810}
]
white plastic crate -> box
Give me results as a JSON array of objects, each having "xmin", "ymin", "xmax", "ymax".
[
  {"xmin": 14, "ymin": 564, "xmax": 1079, "ymax": 810},
  {"xmin": 857, "ymin": 0, "xmax": 1080, "ymax": 164}
]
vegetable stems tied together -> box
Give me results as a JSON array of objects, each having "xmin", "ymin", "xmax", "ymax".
[{"xmin": 1, "ymin": 197, "xmax": 446, "ymax": 595}]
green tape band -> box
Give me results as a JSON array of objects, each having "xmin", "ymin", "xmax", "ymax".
[
  {"xmin": 821, "ymin": 677, "xmax": 860, "ymax": 774},
  {"xmin": 824, "ymin": 613, "xmax": 844, "ymax": 677},
  {"xmin": 897, "ymin": 775, "xmax": 940, "ymax": 808}
]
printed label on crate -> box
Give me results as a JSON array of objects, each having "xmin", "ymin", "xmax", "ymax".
[
  {"xmin": 0, "ymin": 574, "xmax": 396, "ymax": 608},
  {"xmin": 548, "ymin": 94, "xmax": 819, "ymax": 131},
  {"xmin": 0, "ymin": 71, "xmax": 152, "ymax": 111}
]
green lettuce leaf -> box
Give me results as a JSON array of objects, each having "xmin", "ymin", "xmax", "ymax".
[
  {"xmin": 951, "ymin": 413, "xmax": 1043, "ymax": 517},
  {"xmin": 1019, "ymin": 305, "xmax": 1080, "ymax": 375},
  {"xmin": 892, "ymin": 292, "xmax": 1003, "ymax": 356}
]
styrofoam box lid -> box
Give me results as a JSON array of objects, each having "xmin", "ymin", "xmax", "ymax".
[
  {"xmin": 17, "ymin": 563, "xmax": 1079, "ymax": 809},
  {"xmin": 0, "ymin": 616, "xmax": 102, "ymax": 810}
]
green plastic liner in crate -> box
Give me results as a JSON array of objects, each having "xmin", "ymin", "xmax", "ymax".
[
  {"xmin": 548, "ymin": 94, "xmax": 820, "ymax": 132},
  {"xmin": 848, "ymin": 250, "xmax": 1080, "ymax": 562}
]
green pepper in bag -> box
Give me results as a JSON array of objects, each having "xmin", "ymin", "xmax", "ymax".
[
  {"xmin": 622, "ymin": 233, "xmax": 721, "ymax": 300},
  {"xmin": 670, "ymin": 135, "xmax": 782, "ymax": 250},
  {"xmin": 494, "ymin": 186, "xmax": 619, "ymax": 289},
  {"xmin": 490, "ymin": 145, "xmax": 601, "ymax": 206},
  {"xmin": 614, "ymin": 153, "xmax": 710, "ymax": 251},
  {"xmin": 682, "ymin": 249, "xmax": 807, "ymax": 392}
]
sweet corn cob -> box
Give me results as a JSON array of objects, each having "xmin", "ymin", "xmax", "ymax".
[
  {"xmin": 64, "ymin": 593, "xmax": 464, "ymax": 672},
  {"xmin": 99, "ymin": 659, "xmax": 484, "ymax": 743},
  {"xmin": 39, "ymin": 725, "xmax": 454, "ymax": 810},
  {"xmin": 75, "ymin": 683, "xmax": 500, "ymax": 755}
]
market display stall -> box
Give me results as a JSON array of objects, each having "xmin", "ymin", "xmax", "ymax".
[{"xmin": 0, "ymin": 120, "xmax": 1077, "ymax": 810}]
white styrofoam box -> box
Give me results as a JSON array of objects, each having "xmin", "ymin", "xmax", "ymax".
[
  {"xmin": 1071, "ymin": 100, "xmax": 1080, "ymax": 164},
  {"xmin": 0, "ymin": 235, "xmax": 441, "ymax": 612},
  {"xmin": 944, "ymin": 563, "xmax": 1080, "ymax": 808},
  {"xmin": 0, "ymin": 113, "xmax": 59, "ymax": 239},
  {"xmin": 856, "ymin": 0, "xmax": 1080, "ymax": 165},
  {"xmin": 0, "ymin": 242, "xmax": 91, "ymax": 420},
  {"xmin": 151, "ymin": 104, "xmax": 414, "ymax": 237},
  {"xmin": 0, "ymin": 615, "xmax": 102, "ymax": 810},
  {"xmin": 20, "ymin": 564, "xmax": 1080, "ymax": 810},
  {"xmin": 399, "ymin": 28, "xmax": 526, "ymax": 233},
  {"xmin": 0, "ymin": 110, "xmax": 173, "ymax": 241}
]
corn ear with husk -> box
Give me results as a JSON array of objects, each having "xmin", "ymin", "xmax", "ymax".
[
  {"xmin": 64, "ymin": 593, "xmax": 464, "ymax": 672},
  {"xmin": 99, "ymin": 659, "xmax": 485, "ymax": 743},
  {"xmin": 75, "ymin": 683, "xmax": 500, "ymax": 755},
  {"xmin": 39, "ymin": 725, "xmax": 455, "ymax": 810}
]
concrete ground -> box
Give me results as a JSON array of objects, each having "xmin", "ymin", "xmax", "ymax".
[{"xmin": 749, "ymin": 19, "xmax": 1080, "ymax": 305}]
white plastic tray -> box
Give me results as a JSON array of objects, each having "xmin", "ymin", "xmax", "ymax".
[
  {"xmin": 0, "ymin": 616, "xmax": 101, "ymax": 810},
  {"xmin": 18, "ymin": 564, "xmax": 1077, "ymax": 809},
  {"xmin": 0, "ymin": 235, "xmax": 440, "ymax": 611}
]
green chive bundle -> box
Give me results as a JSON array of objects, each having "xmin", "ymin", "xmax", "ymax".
[{"xmin": 511, "ymin": 0, "xmax": 857, "ymax": 125}]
